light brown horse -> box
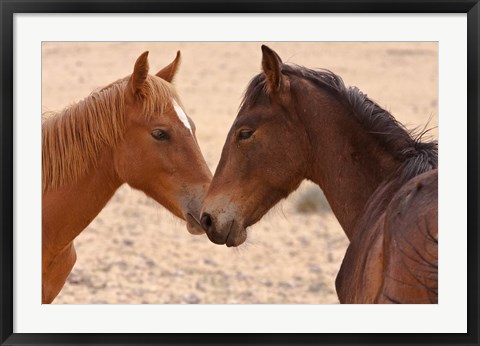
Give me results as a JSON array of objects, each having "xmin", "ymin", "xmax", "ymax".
[
  {"xmin": 42, "ymin": 51, "xmax": 212, "ymax": 303},
  {"xmin": 200, "ymin": 45, "xmax": 438, "ymax": 304}
]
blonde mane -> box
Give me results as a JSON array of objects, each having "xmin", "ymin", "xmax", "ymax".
[{"xmin": 42, "ymin": 75, "xmax": 178, "ymax": 192}]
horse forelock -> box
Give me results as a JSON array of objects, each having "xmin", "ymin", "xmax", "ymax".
[
  {"xmin": 42, "ymin": 75, "xmax": 178, "ymax": 192},
  {"xmin": 239, "ymin": 73, "xmax": 269, "ymax": 111}
]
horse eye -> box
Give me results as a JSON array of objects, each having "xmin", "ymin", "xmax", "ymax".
[
  {"xmin": 151, "ymin": 129, "xmax": 170, "ymax": 141},
  {"xmin": 238, "ymin": 130, "xmax": 254, "ymax": 140}
]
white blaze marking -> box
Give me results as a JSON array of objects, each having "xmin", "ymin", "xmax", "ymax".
[{"xmin": 172, "ymin": 99, "xmax": 192, "ymax": 134}]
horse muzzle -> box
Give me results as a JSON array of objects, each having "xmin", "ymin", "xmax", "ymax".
[
  {"xmin": 200, "ymin": 213, "xmax": 247, "ymax": 247},
  {"xmin": 185, "ymin": 212, "xmax": 205, "ymax": 235}
]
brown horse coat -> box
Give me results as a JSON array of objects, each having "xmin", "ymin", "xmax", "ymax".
[
  {"xmin": 336, "ymin": 169, "xmax": 438, "ymax": 303},
  {"xmin": 200, "ymin": 45, "xmax": 437, "ymax": 304}
]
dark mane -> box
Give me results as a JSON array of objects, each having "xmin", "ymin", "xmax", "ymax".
[{"xmin": 241, "ymin": 64, "xmax": 438, "ymax": 182}]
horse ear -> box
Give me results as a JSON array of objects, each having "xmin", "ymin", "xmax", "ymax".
[
  {"xmin": 156, "ymin": 51, "xmax": 181, "ymax": 83},
  {"xmin": 128, "ymin": 51, "xmax": 150, "ymax": 95},
  {"xmin": 261, "ymin": 45, "xmax": 283, "ymax": 92}
]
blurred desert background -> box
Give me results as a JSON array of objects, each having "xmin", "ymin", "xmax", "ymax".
[{"xmin": 42, "ymin": 42, "xmax": 438, "ymax": 304}]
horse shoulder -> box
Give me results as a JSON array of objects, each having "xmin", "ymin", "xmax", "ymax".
[
  {"xmin": 376, "ymin": 169, "xmax": 438, "ymax": 303},
  {"xmin": 42, "ymin": 241, "xmax": 77, "ymax": 304},
  {"xmin": 336, "ymin": 216, "xmax": 385, "ymax": 303}
]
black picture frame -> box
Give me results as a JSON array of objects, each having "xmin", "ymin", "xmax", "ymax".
[{"xmin": 1, "ymin": 1, "xmax": 479, "ymax": 345}]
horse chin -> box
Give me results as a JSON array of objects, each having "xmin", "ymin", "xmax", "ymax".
[
  {"xmin": 186, "ymin": 213, "xmax": 205, "ymax": 235},
  {"xmin": 225, "ymin": 226, "xmax": 247, "ymax": 247}
]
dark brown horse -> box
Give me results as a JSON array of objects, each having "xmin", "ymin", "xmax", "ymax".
[{"xmin": 200, "ymin": 45, "xmax": 438, "ymax": 304}]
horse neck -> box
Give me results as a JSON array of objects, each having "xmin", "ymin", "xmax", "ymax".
[
  {"xmin": 296, "ymin": 86, "xmax": 401, "ymax": 240},
  {"xmin": 42, "ymin": 141, "xmax": 122, "ymax": 256}
]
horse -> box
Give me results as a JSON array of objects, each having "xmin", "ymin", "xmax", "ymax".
[
  {"xmin": 200, "ymin": 45, "xmax": 438, "ymax": 304},
  {"xmin": 42, "ymin": 51, "xmax": 212, "ymax": 303}
]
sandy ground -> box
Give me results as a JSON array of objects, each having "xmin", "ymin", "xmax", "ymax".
[{"xmin": 42, "ymin": 42, "xmax": 438, "ymax": 304}]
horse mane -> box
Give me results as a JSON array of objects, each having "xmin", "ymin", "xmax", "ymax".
[
  {"xmin": 42, "ymin": 75, "xmax": 178, "ymax": 192},
  {"xmin": 241, "ymin": 64, "xmax": 438, "ymax": 183}
]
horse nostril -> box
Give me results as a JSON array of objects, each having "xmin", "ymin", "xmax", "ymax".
[{"xmin": 201, "ymin": 213, "xmax": 214, "ymax": 232}]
